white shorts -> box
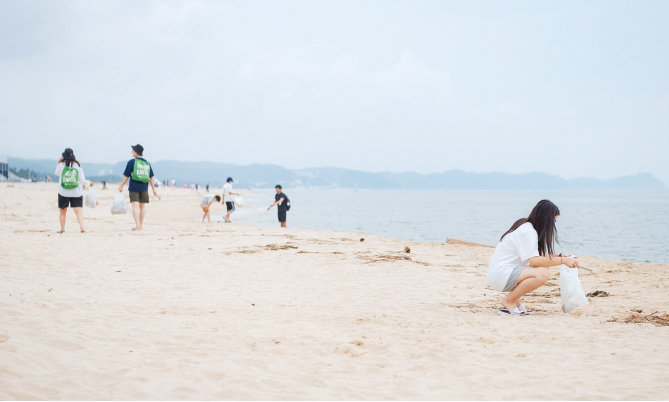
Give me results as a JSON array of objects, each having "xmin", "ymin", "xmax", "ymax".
[{"xmin": 488, "ymin": 265, "xmax": 525, "ymax": 292}]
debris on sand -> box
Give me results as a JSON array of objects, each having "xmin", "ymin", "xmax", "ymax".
[{"xmin": 608, "ymin": 311, "xmax": 669, "ymax": 327}]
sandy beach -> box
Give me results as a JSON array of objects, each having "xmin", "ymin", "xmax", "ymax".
[{"xmin": 1, "ymin": 182, "xmax": 668, "ymax": 400}]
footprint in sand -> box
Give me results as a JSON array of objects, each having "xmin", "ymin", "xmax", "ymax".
[{"xmin": 0, "ymin": 334, "xmax": 9, "ymax": 343}]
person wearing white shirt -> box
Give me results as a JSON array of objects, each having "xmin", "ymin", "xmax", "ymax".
[
  {"xmin": 200, "ymin": 194, "xmax": 221, "ymax": 223},
  {"xmin": 488, "ymin": 199, "xmax": 580, "ymax": 316},
  {"xmin": 54, "ymin": 148, "xmax": 87, "ymax": 233},
  {"xmin": 222, "ymin": 177, "xmax": 240, "ymax": 223}
]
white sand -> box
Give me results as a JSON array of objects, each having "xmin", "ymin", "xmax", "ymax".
[{"xmin": 1, "ymin": 183, "xmax": 668, "ymax": 400}]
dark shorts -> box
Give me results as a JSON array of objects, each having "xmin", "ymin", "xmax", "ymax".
[
  {"xmin": 129, "ymin": 191, "xmax": 150, "ymax": 203},
  {"xmin": 226, "ymin": 201, "xmax": 235, "ymax": 212},
  {"xmin": 277, "ymin": 209, "xmax": 286, "ymax": 223},
  {"xmin": 58, "ymin": 194, "xmax": 83, "ymax": 209}
]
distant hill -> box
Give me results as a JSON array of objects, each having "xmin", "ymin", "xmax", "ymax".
[{"xmin": 6, "ymin": 157, "xmax": 666, "ymax": 190}]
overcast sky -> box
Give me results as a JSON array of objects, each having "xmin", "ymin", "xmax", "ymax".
[{"xmin": 1, "ymin": 1, "xmax": 667, "ymax": 184}]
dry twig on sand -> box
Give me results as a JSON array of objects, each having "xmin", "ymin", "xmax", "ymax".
[{"xmin": 608, "ymin": 311, "xmax": 669, "ymax": 327}]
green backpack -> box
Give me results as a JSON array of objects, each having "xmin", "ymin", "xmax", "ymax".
[
  {"xmin": 60, "ymin": 166, "xmax": 79, "ymax": 189},
  {"xmin": 131, "ymin": 159, "xmax": 151, "ymax": 183}
]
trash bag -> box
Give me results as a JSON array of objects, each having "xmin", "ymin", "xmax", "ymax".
[
  {"xmin": 111, "ymin": 193, "xmax": 128, "ymax": 214},
  {"xmin": 233, "ymin": 196, "xmax": 245, "ymax": 208},
  {"xmin": 560, "ymin": 265, "xmax": 589, "ymax": 313},
  {"xmin": 85, "ymin": 189, "xmax": 98, "ymax": 208}
]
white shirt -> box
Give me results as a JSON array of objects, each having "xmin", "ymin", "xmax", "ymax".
[
  {"xmin": 488, "ymin": 222, "xmax": 539, "ymax": 291},
  {"xmin": 222, "ymin": 182, "xmax": 232, "ymax": 200},
  {"xmin": 201, "ymin": 194, "xmax": 215, "ymax": 206},
  {"xmin": 55, "ymin": 162, "xmax": 87, "ymax": 197}
]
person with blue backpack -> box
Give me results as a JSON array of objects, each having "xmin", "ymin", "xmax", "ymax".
[
  {"xmin": 55, "ymin": 148, "xmax": 87, "ymax": 233},
  {"xmin": 118, "ymin": 144, "xmax": 158, "ymax": 231}
]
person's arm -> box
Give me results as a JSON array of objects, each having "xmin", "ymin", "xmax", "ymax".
[
  {"xmin": 268, "ymin": 197, "xmax": 284, "ymax": 211},
  {"xmin": 549, "ymin": 253, "xmax": 576, "ymax": 260},
  {"xmin": 78, "ymin": 167, "xmax": 87, "ymax": 188},
  {"xmin": 149, "ymin": 176, "xmax": 158, "ymax": 196},
  {"xmin": 529, "ymin": 255, "xmax": 579, "ymax": 268},
  {"xmin": 119, "ymin": 161, "xmax": 132, "ymax": 192},
  {"xmin": 118, "ymin": 176, "xmax": 129, "ymax": 192},
  {"xmin": 55, "ymin": 159, "xmax": 63, "ymax": 175}
]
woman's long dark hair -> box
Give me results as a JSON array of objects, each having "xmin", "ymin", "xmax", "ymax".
[
  {"xmin": 501, "ymin": 199, "xmax": 560, "ymax": 256},
  {"xmin": 64, "ymin": 159, "xmax": 81, "ymax": 168},
  {"xmin": 63, "ymin": 149, "xmax": 81, "ymax": 168}
]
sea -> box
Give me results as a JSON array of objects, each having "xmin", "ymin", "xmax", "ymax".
[{"xmin": 214, "ymin": 188, "xmax": 669, "ymax": 265}]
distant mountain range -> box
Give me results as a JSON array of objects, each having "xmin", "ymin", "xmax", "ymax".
[{"xmin": 6, "ymin": 156, "xmax": 666, "ymax": 190}]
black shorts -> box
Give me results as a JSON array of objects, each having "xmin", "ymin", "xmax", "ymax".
[
  {"xmin": 277, "ymin": 209, "xmax": 286, "ymax": 223},
  {"xmin": 226, "ymin": 201, "xmax": 235, "ymax": 212},
  {"xmin": 58, "ymin": 194, "xmax": 83, "ymax": 209},
  {"xmin": 129, "ymin": 191, "xmax": 150, "ymax": 203}
]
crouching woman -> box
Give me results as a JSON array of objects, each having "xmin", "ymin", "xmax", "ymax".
[{"xmin": 488, "ymin": 199, "xmax": 579, "ymax": 316}]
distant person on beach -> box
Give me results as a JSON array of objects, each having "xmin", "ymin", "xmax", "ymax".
[
  {"xmin": 222, "ymin": 177, "xmax": 240, "ymax": 223},
  {"xmin": 200, "ymin": 194, "xmax": 221, "ymax": 223},
  {"xmin": 488, "ymin": 199, "xmax": 580, "ymax": 316},
  {"xmin": 118, "ymin": 144, "xmax": 158, "ymax": 231},
  {"xmin": 267, "ymin": 184, "xmax": 289, "ymax": 228},
  {"xmin": 55, "ymin": 148, "xmax": 87, "ymax": 233}
]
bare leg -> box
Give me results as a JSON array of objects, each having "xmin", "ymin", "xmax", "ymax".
[
  {"xmin": 131, "ymin": 201, "xmax": 141, "ymax": 230},
  {"xmin": 201, "ymin": 206, "xmax": 207, "ymax": 223},
  {"xmin": 139, "ymin": 203, "xmax": 147, "ymax": 229},
  {"xmin": 59, "ymin": 208, "xmax": 67, "ymax": 232},
  {"xmin": 280, "ymin": 222, "xmax": 286, "ymax": 228},
  {"xmin": 72, "ymin": 207, "xmax": 85, "ymax": 232},
  {"xmin": 206, "ymin": 208, "xmax": 211, "ymax": 222},
  {"xmin": 501, "ymin": 267, "xmax": 549, "ymax": 311}
]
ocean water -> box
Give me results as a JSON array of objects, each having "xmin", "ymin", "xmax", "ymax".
[{"xmin": 223, "ymin": 188, "xmax": 669, "ymax": 265}]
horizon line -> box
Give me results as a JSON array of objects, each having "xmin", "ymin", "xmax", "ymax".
[{"xmin": 5, "ymin": 155, "xmax": 666, "ymax": 186}]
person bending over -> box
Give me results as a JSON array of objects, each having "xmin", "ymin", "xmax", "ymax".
[
  {"xmin": 488, "ymin": 199, "xmax": 580, "ymax": 316},
  {"xmin": 200, "ymin": 194, "xmax": 221, "ymax": 223}
]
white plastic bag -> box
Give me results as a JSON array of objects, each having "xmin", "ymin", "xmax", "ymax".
[
  {"xmin": 111, "ymin": 193, "xmax": 128, "ymax": 214},
  {"xmin": 233, "ymin": 195, "xmax": 245, "ymax": 208},
  {"xmin": 560, "ymin": 265, "xmax": 589, "ymax": 313},
  {"xmin": 85, "ymin": 189, "xmax": 98, "ymax": 208}
]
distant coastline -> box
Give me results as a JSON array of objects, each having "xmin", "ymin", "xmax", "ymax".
[{"xmin": 5, "ymin": 156, "xmax": 667, "ymax": 190}]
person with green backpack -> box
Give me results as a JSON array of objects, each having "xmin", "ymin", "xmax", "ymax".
[
  {"xmin": 55, "ymin": 148, "xmax": 87, "ymax": 233},
  {"xmin": 118, "ymin": 144, "xmax": 158, "ymax": 231}
]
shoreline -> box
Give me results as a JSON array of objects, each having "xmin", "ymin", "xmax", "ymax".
[
  {"xmin": 3, "ymin": 182, "xmax": 668, "ymax": 265},
  {"xmin": 1, "ymin": 183, "xmax": 669, "ymax": 399}
]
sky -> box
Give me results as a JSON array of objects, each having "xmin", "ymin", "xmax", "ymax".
[{"xmin": 1, "ymin": 0, "xmax": 668, "ymax": 184}]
